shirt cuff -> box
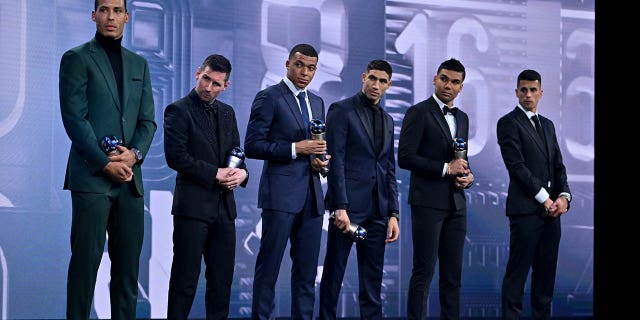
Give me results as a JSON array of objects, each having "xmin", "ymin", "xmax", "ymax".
[{"xmin": 534, "ymin": 187, "xmax": 550, "ymax": 203}]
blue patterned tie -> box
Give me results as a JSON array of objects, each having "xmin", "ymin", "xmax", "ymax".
[{"xmin": 297, "ymin": 91, "xmax": 311, "ymax": 127}]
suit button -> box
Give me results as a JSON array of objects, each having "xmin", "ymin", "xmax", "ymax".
[{"xmin": 371, "ymin": 176, "xmax": 375, "ymax": 180}]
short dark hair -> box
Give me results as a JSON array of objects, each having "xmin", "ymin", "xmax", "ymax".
[
  {"xmin": 288, "ymin": 43, "xmax": 318, "ymax": 60},
  {"xmin": 517, "ymin": 69, "xmax": 542, "ymax": 86},
  {"xmin": 95, "ymin": 0, "xmax": 127, "ymax": 11},
  {"xmin": 437, "ymin": 58, "xmax": 465, "ymax": 81},
  {"xmin": 200, "ymin": 54, "xmax": 232, "ymax": 81},
  {"xmin": 366, "ymin": 60, "xmax": 392, "ymax": 79}
]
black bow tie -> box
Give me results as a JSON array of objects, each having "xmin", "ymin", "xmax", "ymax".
[{"xmin": 443, "ymin": 106, "xmax": 458, "ymax": 116}]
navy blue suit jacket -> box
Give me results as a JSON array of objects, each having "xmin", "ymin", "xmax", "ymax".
[
  {"xmin": 245, "ymin": 80, "xmax": 325, "ymax": 215},
  {"xmin": 324, "ymin": 93, "xmax": 399, "ymax": 224},
  {"xmin": 496, "ymin": 107, "xmax": 570, "ymax": 216}
]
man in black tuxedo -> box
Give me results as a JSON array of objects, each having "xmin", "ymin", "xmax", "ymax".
[
  {"xmin": 245, "ymin": 43, "xmax": 329, "ymax": 320},
  {"xmin": 319, "ymin": 59, "xmax": 400, "ymax": 319},
  {"xmin": 497, "ymin": 69, "xmax": 571, "ymax": 319},
  {"xmin": 59, "ymin": 0, "xmax": 157, "ymax": 318},
  {"xmin": 398, "ymin": 58, "xmax": 474, "ymax": 320},
  {"xmin": 164, "ymin": 54, "xmax": 249, "ymax": 320}
]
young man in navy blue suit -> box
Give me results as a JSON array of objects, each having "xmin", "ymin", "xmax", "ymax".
[
  {"xmin": 398, "ymin": 58, "xmax": 474, "ymax": 320},
  {"xmin": 319, "ymin": 60, "xmax": 400, "ymax": 320},
  {"xmin": 497, "ymin": 69, "xmax": 571, "ymax": 319},
  {"xmin": 245, "ymin": 43, "xmax": 330, "ymax": 320}
]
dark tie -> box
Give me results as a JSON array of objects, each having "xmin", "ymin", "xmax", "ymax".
[
  {"xmin": 443, "ymin": 106, "xmax": 458, "ymax": 116},
  {"xmin": 203, "ymin": 101, "xmax": 219, "ymax": 143},
  {"xmin": 371, "ymin": 106, "xmax": 383, "ymax": 155},
  {"xmin": 531, "ymin": 114, "xmax": 546, "ymax": 144},
  {"xmin": 297, "ymin": 91, "xmax": 311, "ymax": 127}
]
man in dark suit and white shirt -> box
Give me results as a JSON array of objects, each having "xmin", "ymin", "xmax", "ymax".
[
  {"xmin": 398, "ymin": 58, "xmax": 474, "ymax": 320},
  {"xmin": 245, "ymin": 43, "xmax": 329, "ymax": 320},
  {"xmin": 497, "ymin": 69, "xmax": 571, "ymax": 319},
  {"xmin": 319, "ymin": 59, "xmax": 400, "ymax": 320},
  {"xmin": 163, "ymin": 54, "xmax": 248, "ymax": 320}
]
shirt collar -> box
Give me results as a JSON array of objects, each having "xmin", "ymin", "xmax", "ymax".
[
  {"xmin": 433, "ymin": 93, "xmax": 459, "ymax": 113},
  {"xmin": 283, "ymin": 76, "xmax": 305, "ymax": 96},
  {"xmin": 516, "ymin": 104, "xmax": 537, "ymax": 118}
]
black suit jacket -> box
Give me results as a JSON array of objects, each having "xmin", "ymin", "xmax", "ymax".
[
  {"xmin": 496, "ymin": 106, "xmax": 570, "ymax": 216},
  {"xmin": 398, "ymin": 96, "xmax": 469, "ymax": 210},
  {"xmin": 324, "ymin": 93, "xmax": 399, "ymax": 224},
  {"xmin": 164, "ymin": 89, "xmax": 248, "ymax": 221}
]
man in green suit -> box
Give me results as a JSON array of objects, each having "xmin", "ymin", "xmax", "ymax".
[{"xmin": 58, "ymin": 0, "xmax": 156, "ymax": 318}]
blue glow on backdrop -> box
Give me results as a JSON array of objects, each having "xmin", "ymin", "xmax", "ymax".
[{"xmin": 0, "ymin": 0, "xmax": 594, "ymax": 318}]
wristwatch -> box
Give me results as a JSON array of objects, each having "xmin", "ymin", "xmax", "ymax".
[{"xmin": 131, "ymin": 147, "xmax": 143, "ymax": 164}]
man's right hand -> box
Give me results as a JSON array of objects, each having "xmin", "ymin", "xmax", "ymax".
[
  {"xmin": 447, "ymin": 158, "xmax": 469, "ymax": 176},
  {"xmin": 333, "ymin": 209, "xmax": 351, "ymax": 233},
  {"xmin": 102, "ymin": 161, "xmax": 133, "ymax": 182},
  {"xmin": 295, "ymin": 139, "xmax": 326, "ymax": 155}
]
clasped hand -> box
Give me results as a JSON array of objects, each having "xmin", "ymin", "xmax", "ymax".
[
  {"xmin": 217, "ymin": 167, "xmax": 247, "ymax": 190},
  {"xmin": 102, "ymin": 145, "xmax": 136, "ymax": 182}
]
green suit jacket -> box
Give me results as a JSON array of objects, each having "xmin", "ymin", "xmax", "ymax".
[{"xmin": 59, "ymin": 37, "xmax": 156, "ymax": 196}]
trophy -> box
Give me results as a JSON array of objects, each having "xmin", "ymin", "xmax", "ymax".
[
  {"xmin": 330, "ymin": 211, "xmax": 367, "ymax": 241},
  {"xmin": 309, "ymin": 119, "xmax": 329, "ymax": 177},
  {"xmin": 226, "ymin": 146, "xmax": 245, "ymax": 168},
  {"xmin": 100, "ymin": 135, "xmax": 122, "ymax": 155},
  {"xmin": 453, "ymin": 137, "xmax": 467, "ymax": 177}
]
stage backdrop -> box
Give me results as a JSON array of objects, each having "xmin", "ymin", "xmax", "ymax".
[{"xmin": 0, "ymin": 0, "xmax": 594, "ymax": 318}]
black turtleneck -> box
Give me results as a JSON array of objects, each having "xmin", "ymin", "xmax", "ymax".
[{"xmin": 95, "ymin": 32, "xmax": 124, "ymax": 105}]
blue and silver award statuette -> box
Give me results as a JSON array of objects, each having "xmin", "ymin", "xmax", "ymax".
[
  {"xmin": 226, "ymin": 146, "xmax": 245, "ymax": 168},
  {"xmin": 309, "ymin": 119, "xmax": 329, "ymax": 177},
  {"xmin": 101, "ymin": 135, "xmax": 122, "ymax": 155},
  {"xmin": 330, "ymin": 211, "xmax": 367, "ymax": 242},
  {"xmin": 453, "ymin": 137, "xmax": 468, "ymax": 177}
]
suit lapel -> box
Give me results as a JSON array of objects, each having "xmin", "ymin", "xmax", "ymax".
[
  {"xmin": 189, "ymin": 92, "xmax": 220, "ymax": 160},
  {"xmin": 515, "ymin": 107, "xmax": 546, "ymax": 155},
  {"xmin": 354, "ymin": 96, "xmax": 375, "ymax": 151},
  {"xmin": 279, "ymin": 81, "xmax": 307, "ymax": 137},
  {"xmin": 381, "ymin": 111, "xmax": 391, "ymax": 158},
  {"xmin": 89, "ymin": 39, "xmax": 121, "ymax": 112},
  {"xmin": 121, "ymin": 48, "xmax": 131, "ymax": 113},
  {"xmin": 428, "ymin": 98, "xmax": 452, "ymax": 141}
]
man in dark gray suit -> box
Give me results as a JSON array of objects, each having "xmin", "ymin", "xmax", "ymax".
[
  {"xmin": 497, "ymin": 69, "xmax": 571, "ymax": 320},
  {"xmin": 319, "ymin": 59, "xmax": 400, "ymax": 320},
  {"xmin": 59, "ymin": 0, "xmax": 156, "ymax": 318},
  {"xmin": 398, "ymin": 58, "xmax": 474, "ymax": 320},
  {"xmin": 245, "ymin": 43, "xmax": 329, "ymax": 320},
  {"xmin": 164, "ymin": 54, "xmax": 248, "ymax": 320}
]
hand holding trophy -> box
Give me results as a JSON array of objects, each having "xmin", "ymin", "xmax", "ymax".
[
  {"xmin": 101, "ymin": 135, "xmax": 122, "ymax": 155},
  {"xmin": 330, "ymin": 211, "xmax": 367, "ymax": 242},
  {"xmin": 453, "ymin": 137, "xmax": 468, "ymax": 177},
  {"xmin": 309, "ymin": 119, "xmax": 329, "ymax": 177}
]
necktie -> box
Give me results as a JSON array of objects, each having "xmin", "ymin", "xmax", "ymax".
[
  {"xmin": 297, "ymin": 91, "xmax": 311, "ymax": 127},
  {"xmin": 531, "ymin": 114, "xmax": 546, "ymax": 144},
  {"xmin": 443, "ymin": 106, "xmax": 458, "ymax": 116}
]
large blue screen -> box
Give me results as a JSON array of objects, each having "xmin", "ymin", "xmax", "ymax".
[{"xmin": 0, "ymin": 0, "xmax": 594, "ymax": 318}]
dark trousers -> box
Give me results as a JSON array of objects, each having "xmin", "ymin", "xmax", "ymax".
[
  {"xmin": 407, "ymin": 205, "xmax": 466, "ymax": 320},
  {"xmin": 319, "ymin": 217, "xmax": 387, "ymax": 320},
  {"xmin": 502, "ymin": 214, "xmax": 561, "ymax": 320},
  {"xmin": 167, "ymin": 213, "xmax": 236, "ymax": 320},
  {"xmin": 67, "ymin": 182, "xmax": 144, "ymax": 320},
  {"xmin": 251, "ymin": 188, "xmax": 323, "ymax": 320}
]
